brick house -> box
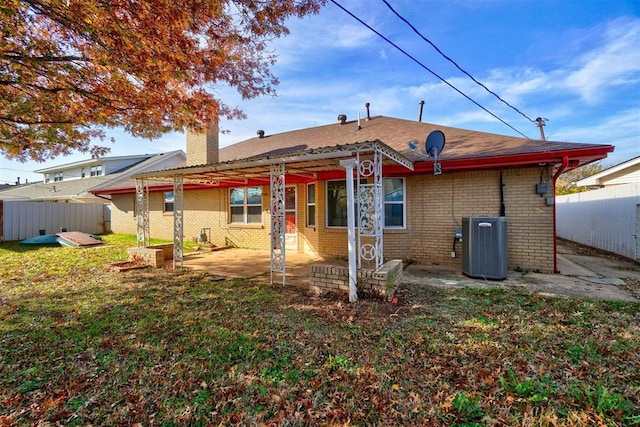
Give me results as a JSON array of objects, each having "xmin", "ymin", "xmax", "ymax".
[{"xmin": 93, "ymin": 115, "xmax": 613, "ymax": 289}]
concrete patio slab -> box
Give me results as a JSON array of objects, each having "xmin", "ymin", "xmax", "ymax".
[{"xmin": 180, "ymin": 241, "xmax": 640, "ymax": 303}]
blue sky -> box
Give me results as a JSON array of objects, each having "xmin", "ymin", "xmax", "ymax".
[{"xmin": 1, "ymin": 0, "xmax": 638, "ymax": 184}]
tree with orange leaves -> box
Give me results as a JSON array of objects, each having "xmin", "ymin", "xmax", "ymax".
[{"xmin": 0, "ymin": 0, "xmax": 324, "ymax": 161}]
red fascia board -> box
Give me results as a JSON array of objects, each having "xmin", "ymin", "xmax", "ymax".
[
  {"xmin": 93, "ymin": 146, "xmax": 613, "ymax": 193},
  {"xmin": 384, "ymin": 146, "xmax": 613, "ymax": 176}
]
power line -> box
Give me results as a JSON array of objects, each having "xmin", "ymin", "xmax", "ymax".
[
  {"xmin": 329, "ymin": 0, "xmax": 531, "ymax": 139},
  {"xmin": 0, "ymin": 166, "xmax": 38, "ymax": 172},
  {"xmin": 381, "ymin": 0, "xmax": 537, "ymax": 124}
]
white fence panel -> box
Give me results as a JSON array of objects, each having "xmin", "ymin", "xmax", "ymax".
[
  {"xmin": 556, "ymin": 183, "xmax": 640, "ymax": 261},
  {"xmin": 1, "ymin": 201, "xmax": 106, "ymax": 241}
]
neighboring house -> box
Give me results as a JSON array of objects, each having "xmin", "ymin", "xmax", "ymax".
[
  {"xmin": 0, "ymin": 151, "xmax": 186, "ymax": 241},
  {"xmin": 0, "ymin": 151, "xmax": 186, "ymax": 203},
  {"xmin": 557, "ymin": 156, "xmax": 640, "ymax": 261},
  {"xmin": 574, "ymin": 156, "xmax": 640, "ymax": 188},
  {"xmin": 94, "ymin": 115, "xmax": 613, "ymax": 278}
]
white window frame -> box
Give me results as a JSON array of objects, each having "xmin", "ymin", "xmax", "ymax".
[
  {"xmin": 90, "ymin": 165, "xmax": 103, "ymax": 177},
  {"xmin": 163, "ymin": 192, "xmax": 174, "ymax": 213},
  {"xmin": 383, "ymin": 177, "xmax": 406, "ymax": 229},
  {"xmin": 229, "ymin": 187, "xmax": 263, "ymax": 225},
  {"xmin": 306, "ymin": 183, "xmax": 316, "ymax": 227}
]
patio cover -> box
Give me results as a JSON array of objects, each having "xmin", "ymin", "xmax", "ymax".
[{"xmin": 133, "ymin": 140, "xmax": 414, "ymax": 301}]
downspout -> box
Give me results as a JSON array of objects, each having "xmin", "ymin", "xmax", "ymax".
[
  {"xmin": 499, "ymin": 170, "xmax": 505, "ymax": 217},
  {"xmin": 552, "ymin": 156, "xmax": 569, "ymax": 273}
]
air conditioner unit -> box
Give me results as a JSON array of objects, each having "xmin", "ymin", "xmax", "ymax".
[{"xmin": 462, "ymin": 217, "xmax": 508, "ymax": 280}]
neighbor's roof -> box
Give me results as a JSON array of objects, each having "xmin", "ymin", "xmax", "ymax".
[
  {"xmin": 575, "ymin": 155, "xmax": 640, "ymax": 187},
  {"xmin": 33, "ymin": 153, "xmax": 157, "ymax": 174},
  {"xmin": 0, "ymin": 176, "xmax": 116, "ymax": 202},
  {"xmin": 1, "ymin": 151, "xmax": 185, "ymax": 201},
  {"xmin": 89, "ymin": 150, "xmax": 186, "ymax": 194}
]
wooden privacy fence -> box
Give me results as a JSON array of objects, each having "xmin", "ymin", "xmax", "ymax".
[
  {"xmin": 0, "ymin": 201, "xmax": 109, "ymax": 242},
  {"xmin": 556, "ymin": 182, "xmax": 640, "ymax": 261}
]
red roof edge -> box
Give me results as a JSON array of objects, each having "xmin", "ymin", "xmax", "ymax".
[
  {"xmin": 385, "ymin": 145, "xmax": 614, "ymax": 175},
  {"xmin": 92, "ymin": 145, "xmax": 614, "ymax": 194}
]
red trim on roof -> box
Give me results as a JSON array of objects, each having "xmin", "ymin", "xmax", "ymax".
[
  {"xmin": 384, "ymin": 146, "xmax": 613, "ymax": 176},
  {"xmin": 92, "ymin": 145, "xmax": 613, "ymax": 195}
]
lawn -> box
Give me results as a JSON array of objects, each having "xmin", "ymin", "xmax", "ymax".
[{"xmin": 0, "ymin": 234, "xmax": 638, "ymax": 426}]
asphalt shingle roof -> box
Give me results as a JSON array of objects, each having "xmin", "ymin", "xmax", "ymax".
[{"xmin": 218, "ymin": 116, "xmax": 611, "ymax": 164}]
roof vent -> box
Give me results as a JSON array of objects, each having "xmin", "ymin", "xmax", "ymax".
[
  {"xmin": 257, "ymin": 129, "xmax": 265, "ymax": 138},
  {"xmin": 337, "ymin": 114, "xmax": 347, "ymax": 124}
]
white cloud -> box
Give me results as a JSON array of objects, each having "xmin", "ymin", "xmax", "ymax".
[
  {"xmin": 562, "ymin": 17, "xmax": 640, "ymax": 104},
  {"xmin": 550, "ymin": 108, "xmax": 640, "ymax": 163},
  {"xmin": 329, "ymin": 23, "xmax": 376, "ymax": 48}
]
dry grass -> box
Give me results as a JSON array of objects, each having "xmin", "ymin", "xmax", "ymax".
[{"xmin": 1, "ymin": 235, "xmax": 638, "ymax": 425}]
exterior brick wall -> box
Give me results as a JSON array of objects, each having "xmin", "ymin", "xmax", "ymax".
[
  {"xmin": 127, "ymin": 247, "xmax": 164, "ymax": 268},
  {"xmin": 309, "ymin": 259, "xmax": 403, "ymax": 296},
  {"xmin": 111, "ymin": 165, "xmax": 555, "ymax": 272},
  {"xmin": 310, "ymin": 167, "xmax": 554, "ymax": 272}
]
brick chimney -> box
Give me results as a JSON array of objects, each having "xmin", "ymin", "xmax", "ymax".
[{"xmin": 186, "ymin": 122, "xmax": 219, "ymax": 166}]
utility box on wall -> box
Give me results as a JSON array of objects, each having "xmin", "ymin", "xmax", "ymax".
[{"xmin": 462, "ymin": 217, "xmax": 508, "ymax": 280}]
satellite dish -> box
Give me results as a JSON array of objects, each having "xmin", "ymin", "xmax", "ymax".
[
  {"xmin": 425, "ymin": 130, "xmax": 445, "ymax": 157},
  {"xmin": 425, "ymin": 130, "xmax": 445, "ymax": 175}
]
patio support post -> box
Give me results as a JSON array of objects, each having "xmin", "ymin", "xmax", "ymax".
[
  {"xmin": 270, "ymin": 162, "xmax": 286, "ymax": 285},
  {"xmin": 173, "ymin": 174, "xmax": 184, "ymax": 270},
  {"xmin": 340, "ymin": 158, "xmax": 358, "ymax": 303},
  {"xmin": 356, "ymin": 148, "xmax": 384, "ymax": 269},
  {"xmin": 135, "ymin": 178, "xmax": 149, "ymax": 247}
]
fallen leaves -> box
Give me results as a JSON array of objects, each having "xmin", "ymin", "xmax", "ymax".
[{"xmin": 0, "ymin": 238, "xmax": 638, "ymax": 425}]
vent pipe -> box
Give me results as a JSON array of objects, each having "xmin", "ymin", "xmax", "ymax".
[
  {"xmin": 337, "ymin": 114, "xmax": 347, "ymax": 124},
  {"xmin": 257, "ymin": 130, "xmax": 265, "ymax": 138},
  {"xmin": 365, "ymin": 102, "xmax": 370, "ymax": 120},
  {"xmin": 418, "ymin": 100, "xmax": 425, "ymax": 122}
]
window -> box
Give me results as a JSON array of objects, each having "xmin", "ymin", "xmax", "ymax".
[
  {"xmin": 326, "ymin": 178, "xmax": 405, "ymax": 228},
  {"xmin": 306, "ymin": 184, "xmax": 316, "ymax": 227},
  {"xmin": 230, "ymin": 187, "xmax": 262, "ymax": 224},
  {"xmin": 45, "ymin": 174, "xmax": 50, "ymax": 183},
  {"xmin": 164, "ymin": 192, "xmax": 174, "ymax": 212},
  {"xmin": 81, "ymin": 168, "xmax": 86, "ymax": 178},
  {"xmin": 383, "ymin": 178, "xmax": 405, "ymax": 228},
  {"xmin": 326, "ymin": 179, "xmax": 365, "ymax": 227},
  {"xmin": 90, "ymin": 165, "xmax": 103, "ymax": 176},
  {"xmin": 54, "ymin": 172, "xmax": 63, "ymax": 182}
]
